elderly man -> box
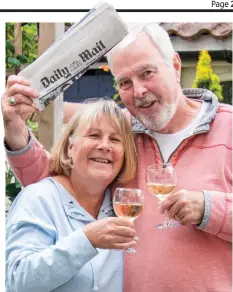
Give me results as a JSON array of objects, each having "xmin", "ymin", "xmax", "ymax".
[{"xmin": 2, "ymin": 24, "xmax": 232, "ymax": 292}]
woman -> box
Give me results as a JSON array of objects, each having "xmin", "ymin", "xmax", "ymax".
[{"xmin": 6, "ymin": 99, "xmax": 137, "ymax": 292}]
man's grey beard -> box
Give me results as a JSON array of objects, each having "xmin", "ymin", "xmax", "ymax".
[{"xmin": 136, "ymin": 102, "xmax": 177, "ymax": 131}]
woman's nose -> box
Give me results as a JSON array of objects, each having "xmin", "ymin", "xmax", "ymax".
[{"xmin": 97, "ymin": 138, "xmax": 111, "ymax": 151}]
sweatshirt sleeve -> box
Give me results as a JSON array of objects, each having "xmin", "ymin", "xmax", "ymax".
[
  {"xmin": 198, "ymin": 191, "xmax": 232, "ymax": 242},
  {"xmin": 6, "ymin": 185, "xmax": 98, "ymax": 292},
  {"xmin": 5, "ymin": 130, "xmax": 50, "ymax": 187}
]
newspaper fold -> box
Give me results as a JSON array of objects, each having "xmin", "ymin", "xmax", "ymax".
[{"xmin": 19, "ymin": 1, "xmax": 128, "ymax": 110}]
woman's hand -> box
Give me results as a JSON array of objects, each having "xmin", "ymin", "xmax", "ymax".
[
  {"xmin": 83, "ymin": 217, "xmax": 138, "ymax": 250},
  {"xmin": 1, "ymin": 75, "xmax": 39, "ymax": 150}
]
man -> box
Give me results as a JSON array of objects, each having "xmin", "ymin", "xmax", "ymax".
[{"xmin": 2, "ymin": 24, "xmax": 232, "ymax": 292}]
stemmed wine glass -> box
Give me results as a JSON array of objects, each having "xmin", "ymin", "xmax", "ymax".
[
  {"xmin": 146, "ymin": 163, "xmax": 179, "ymax": 229},
  {"xmin": 113, "ymin": 188, "xmax": 144, "ymax": 252}
]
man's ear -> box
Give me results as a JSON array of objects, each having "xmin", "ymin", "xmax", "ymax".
[{"xmin": 173, "ymin": 52, "xmax": 181, "ymax": 83}]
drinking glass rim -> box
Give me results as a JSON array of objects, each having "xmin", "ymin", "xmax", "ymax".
[{"xmin": 114, "ymin": 187, "xmax": 142, "ymax": 193}]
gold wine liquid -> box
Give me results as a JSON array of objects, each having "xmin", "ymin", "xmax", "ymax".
[
  {"xmin": 114, "ymin": 203, "xmax": 143, "ymax": 221},
  {"xmin": 147, "ymin": 183, "xmax": 175, "ymax": 200}
]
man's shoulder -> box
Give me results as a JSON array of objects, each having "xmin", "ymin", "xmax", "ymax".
[
  {"xmin": 205, "ymin": 103, "xmax": 232, "ymax": 147},
  {"xmin": 215, "ymin": 103, "xmax": 232, "ymax": 124},
  {"xmin": 217, "ymin": 103, "xmax": 232, "ymax": 114}
]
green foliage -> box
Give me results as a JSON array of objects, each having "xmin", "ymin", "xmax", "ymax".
[
  {"xmin": 112, "ymin": 78, "xmax": 123, "ymax": 106},
  {"xmin": 5, "ymin": 23, "xmax": 38, "ymax": 70},
  {"xmin": 209, "ymin": 75, "xmax": 223, "ymax": 100},
  {"xmin": 5, "ymin": 162, "xmax": 22, "ymax": 203},
  {"xmin": 26, "ymin": 119, "xmax": 38, "ymax": 131},
  {"xmin": 7, "ymin": 56, "xmax": 21, "ymax": 67},
  {"xmin": 5, "ymin": 119, "xmax": 38, "ymax": 204},
  {"xmin": 6, "ymin": 39, "xmax": 15, "ymax": 53},
  {"xmin": 193, "ymin": 50, "xmax": 223, "ymax": 101},
  {"xmin": 5, "ymin": 118, "xmax": 38, "ymax": 204},
  {"xmin": 22, "ymin": 23, "xmax": 38, "ymax": 63},
  {"xmin": 5, "ymin": 23, "xmax": 39, "ymax": 205}
]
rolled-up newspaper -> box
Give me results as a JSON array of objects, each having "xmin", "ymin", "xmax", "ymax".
[{"xmin": 19, "ymin": 1, "xmax": 128, "ymax": 111}]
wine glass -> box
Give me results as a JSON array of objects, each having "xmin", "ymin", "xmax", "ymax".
[
  {"xmin": 113, "ymin": 188, "xmax": 144, "ymax": 252},
  {"xmin": 146, "ymin": 163, "xmax": 179, "ymax": 229}
]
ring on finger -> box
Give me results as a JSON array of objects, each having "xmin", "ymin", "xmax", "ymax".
[{"xmin": 8, "ymin": 96, "xmax": 17, "ymax": 106}]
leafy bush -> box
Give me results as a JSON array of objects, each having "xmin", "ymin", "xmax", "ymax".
[
  {"xmin": 112, "ymin": 78, "xmax": 123, "ymax": 106},
  {"xmin": 193, "ymin": 50, "xmax": 223, "ymax": 101},
  {"xmin": 5, "ymin": 162, "xmax": 22, "ymax": 203},
  {"xmin": 6, "ymin": 23, "xmax": 38, "ymax": 70}
]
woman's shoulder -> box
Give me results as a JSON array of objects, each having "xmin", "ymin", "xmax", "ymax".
[
  {"xmin": 17, "ymin": 177, "xmax": 58, "ymax": 203},
  {"xmin": 6, "ymin": 177, "xmax": 61, "ymax": 226}
]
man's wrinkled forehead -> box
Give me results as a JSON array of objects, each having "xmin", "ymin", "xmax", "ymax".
[
  {"xmin": 110, "ymin": 33, "xmax": 156, "ymax": 77},
  {"xmin": 115, "ymin": 64, "xmax": 159, "ymax": 85}
]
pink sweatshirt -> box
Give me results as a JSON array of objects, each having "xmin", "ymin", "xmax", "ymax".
[{"xmin": 6, "ymin": 89, "xmax": 232, "ymax": 292}]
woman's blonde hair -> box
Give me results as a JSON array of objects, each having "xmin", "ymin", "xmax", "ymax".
[{"xmin": 49, "ymin": 99, "xmax": 137, "ymax": 185}]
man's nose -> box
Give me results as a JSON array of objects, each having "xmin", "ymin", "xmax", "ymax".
[{"xmin": 133, "ymin": 79, "xmax": 148, "ymax": 98}]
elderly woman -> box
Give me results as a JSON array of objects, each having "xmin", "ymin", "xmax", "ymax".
[{"xmin": 6, "ymin": 99, "xmax": 137, "ymax": 292}]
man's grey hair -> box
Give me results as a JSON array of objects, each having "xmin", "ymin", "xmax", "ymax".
[{"xmin": 106, "ymin": 23, "xmax": 175, "ymax": 70}]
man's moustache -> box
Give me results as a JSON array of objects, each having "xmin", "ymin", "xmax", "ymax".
[{"xmin": 135, "ymin": 96, "xmax": 157, "ymax": 107}]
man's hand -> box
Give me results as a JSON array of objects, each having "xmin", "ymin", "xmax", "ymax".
[
  {"xmin": 1, "ymin": 75, "xmax": 39, "ymax": 150},
  {"xmin": 158, "ymin": 189, "xmax": 205, "ymax": 225},
  {"xmin": 83, "ymin": 217, "xmax": 138, "ymax": 250}
]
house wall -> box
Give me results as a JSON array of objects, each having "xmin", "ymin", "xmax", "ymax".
[
  {"xmin": 64, "ymin": 74, "xmax": 115, "ymax": 103},
  {"xmin": 173, "ymin": 35, "xmax": 232, "ymax": 53},
  {"xmin": 181, "ymin": 61, "xmax": 232, "ymax": 88},
  {"xmin": 181, "ymin": 60, "xmax": 232, "ymax": 104}
]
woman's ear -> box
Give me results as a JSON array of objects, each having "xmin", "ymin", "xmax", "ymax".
[
  {"xmin": 67, "ymin": 137, "xmax": 74, "ymax": 158},
  {"xmin": 173, "ymin": 52, "xmax": 181, "ymax": 83},
  {"xmin": 67, "ymin": 149, "xmax": 72, "ymax": 159}
]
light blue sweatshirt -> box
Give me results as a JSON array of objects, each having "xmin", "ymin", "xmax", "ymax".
[{"xmin": 6, "ymin": 177, "xmax": 123, "ymax": 292}]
